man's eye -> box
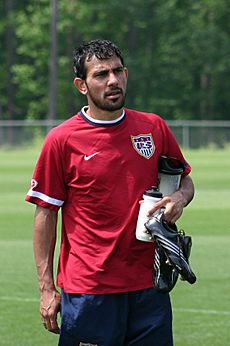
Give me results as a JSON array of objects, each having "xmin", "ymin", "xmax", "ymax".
[
  {"xmin": 114, "ymin": 68, "xmax": 123, "ymax": 74},
  {"xmin": 95, "ymin": 71, "xmax": 107, "ymax": 78}
]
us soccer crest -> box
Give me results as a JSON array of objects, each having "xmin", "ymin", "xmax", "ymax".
[{"xmin": 131, "ymin": 133, "xmax": 155, "ymax": 159}]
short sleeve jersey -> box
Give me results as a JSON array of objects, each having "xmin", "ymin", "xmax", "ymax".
[{"xmin": 25, "ymin": 108, "xmax": 191, "ymax": 294}]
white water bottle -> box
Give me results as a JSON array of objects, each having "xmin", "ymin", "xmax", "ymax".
[{"xmin": 136, "ymin": 187, "xmax": 163, "ymax": 242}]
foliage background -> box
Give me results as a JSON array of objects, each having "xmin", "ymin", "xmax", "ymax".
[{"xmin": 1, "ymin": 0, "xmax": 230, "ymax": 121}]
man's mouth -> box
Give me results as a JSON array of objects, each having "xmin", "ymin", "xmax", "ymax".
[{"xmin": 105, "ymin": 89, "xmax": 122, "ymax": 99}]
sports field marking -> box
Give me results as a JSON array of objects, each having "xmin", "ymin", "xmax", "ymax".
[
  {"xmin": 174, "ymin": 308, "xmax": 230, "ymax": 315},
  {"xmin": 1, "ymin": 296, "xmax": 230, "ymax": 316},
  {"xmin": 0, "ymin": 296, "xmax": 38, "ymax": 303}
]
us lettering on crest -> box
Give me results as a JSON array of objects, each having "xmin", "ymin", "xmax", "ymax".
[{"xmin": 131, "ymin": 133, "xmax": 155, "ymax": 159}]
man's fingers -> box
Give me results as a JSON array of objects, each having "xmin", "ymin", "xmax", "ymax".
[
  {"xmin": 163, "ymin": 205, "xmax": 183, "ymax": 224},
  {"xmin": 40, "ymin": 289, "xmax": 61, "ymax": 333},
  {"xmin": 41, "ymin": 314, "xmax": 60, "ymax": 334},
  {"xmin": 146, "ymin": 197, "xmax": 169, "ymax": 216},
  {"xmin": 148, "ymin": 194, "xmax": 184, "ymax": 224},
  {"xmin": 47, "ymin": 318, "xmax": 60, "ymax": 334},
  {"xmin": 40, "ymin": 298, "xmax": 61, "ymax": 333}
]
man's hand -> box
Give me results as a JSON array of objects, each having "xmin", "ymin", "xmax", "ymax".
[
  {"xmin": 147, "ymin": 175, "xmax": 194, "ymax": 224},
  {"xmin": 40, "ymin": 289, "xmax": 61, "ymax": 334},
  {"xmin": 146, "ymin": 191, "xmax": 185, "ymax": 224}
]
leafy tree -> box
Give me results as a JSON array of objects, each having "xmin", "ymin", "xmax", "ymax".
[
  {"xmin": 48, "ymin": 0, "xmax": 58, "ymax": 120},
  {"xmin": 13, "ymin": 0, "xmax": 50, "ymax": 119},
  {"xmin": 0, "ymin": 0, "xmax": 229, "ymax": 121}
]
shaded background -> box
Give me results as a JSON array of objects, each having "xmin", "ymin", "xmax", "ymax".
[{"xmin": 1, "ymin": 0, "xmax": 229, "ymax": 122}]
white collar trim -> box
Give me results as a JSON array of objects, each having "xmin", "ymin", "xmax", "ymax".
[{"xmin": 81, "ymin": 106, "xmax": 125, "ymax": 125}]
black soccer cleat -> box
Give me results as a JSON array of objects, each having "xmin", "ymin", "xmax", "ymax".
[
  {"xmin": 154, "ymin": 243, "xmax": 179, "ymax": 293},
  {"xmin": 145, "ymin": 213, "xmax": 196, "ymax": 285}
]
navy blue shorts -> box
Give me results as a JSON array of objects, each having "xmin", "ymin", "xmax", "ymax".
[{"xmin": 58, "ymin": 288, "xmax": 173, "ymax": 346}]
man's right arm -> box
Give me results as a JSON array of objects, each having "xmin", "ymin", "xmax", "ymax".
[{"xmin": 33, "ymin": 205, "xmax": 61, "ymax": 334}]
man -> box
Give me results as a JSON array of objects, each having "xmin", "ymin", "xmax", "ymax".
[{"xmin": 26, "ymin": 39, "xmax": 194, "ymax": 346}]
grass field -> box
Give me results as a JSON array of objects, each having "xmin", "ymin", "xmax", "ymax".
[{"xmin": 0, "ymin": 145, "xmax": 230, "ymax": 346}]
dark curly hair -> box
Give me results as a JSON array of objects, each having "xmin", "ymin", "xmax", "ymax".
[{"xmin": 73, "ymin": 39, "xmax": 124, "ymax": 80}]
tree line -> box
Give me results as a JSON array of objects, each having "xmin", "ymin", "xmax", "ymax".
[{"xmin": 1, "ymin": 0, "xmax": 229, "ymax": 121}]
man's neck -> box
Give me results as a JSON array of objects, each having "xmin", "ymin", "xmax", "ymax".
[{"xmin": 86, "ymin": 106, "xmax": 124, "ymax": 121}]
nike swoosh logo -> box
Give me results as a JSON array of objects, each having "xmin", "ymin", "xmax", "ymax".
[{"xmin": 84, "ymin": 152, "xmax": 100, "ymax": 161}]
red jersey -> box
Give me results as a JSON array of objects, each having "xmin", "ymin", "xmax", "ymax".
[{"xmin": 25, "ymin": 108, "xmax": 191, "ymax": 294}]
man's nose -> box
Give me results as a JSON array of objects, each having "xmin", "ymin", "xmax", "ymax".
[{"xmin": 107, "ymin": 72, "xmax": 118, "ymax": 86}]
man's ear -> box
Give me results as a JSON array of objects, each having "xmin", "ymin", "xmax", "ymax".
[
  {"xmin": 124, "ymin": 67, "xmax": 128, "ymax": 78},
  {"xmin": 74, "ymin": 78, "xmax": 88, "ymax": 95}
]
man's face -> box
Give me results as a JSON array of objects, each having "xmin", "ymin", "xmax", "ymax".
[{"xmin": 83, "ymin": 55, "xmax": 128, "ymax": 113}]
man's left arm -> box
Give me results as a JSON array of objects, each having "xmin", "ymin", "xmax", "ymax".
[{"xmin": 147, "ymin": 175, "xmax": 195, "ymax": 224}]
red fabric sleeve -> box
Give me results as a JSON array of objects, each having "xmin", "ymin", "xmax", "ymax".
[{"xmin": 25, "ymin": 128, "xmax": 67, "ymax": 211}]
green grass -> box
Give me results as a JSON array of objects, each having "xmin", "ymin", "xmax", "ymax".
[
  {"xmin": 171, "ymin": 148, "xmax": 230, "ymax": 346},
  {"xmin": 0, "ymin": 146, "xmax": 230, "ymax": 345}
]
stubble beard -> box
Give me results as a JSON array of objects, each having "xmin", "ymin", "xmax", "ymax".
[{"xmin": 87, "ymin": 87, "xmax": 126, "ymax": 112}]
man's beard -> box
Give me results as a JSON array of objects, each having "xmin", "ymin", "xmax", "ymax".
[{"xmin": 86, "ymin": 87, "xmax": 126, "ymax": 112}]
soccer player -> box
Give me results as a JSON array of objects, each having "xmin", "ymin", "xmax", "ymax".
[{"xmin": 26, "ymin": 39, "xmax": 194, "ymax": 346}]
